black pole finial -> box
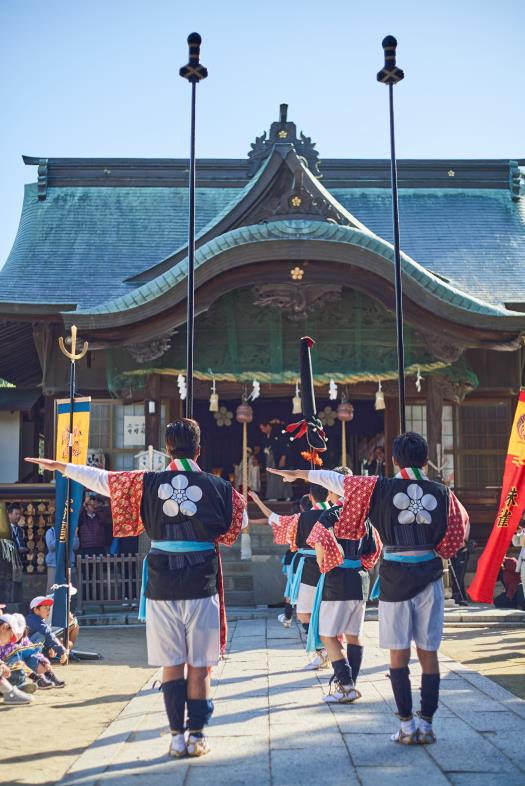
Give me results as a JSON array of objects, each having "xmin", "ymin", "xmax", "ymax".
[
  {"xmin": 180, "ymin": 32, "xmax": 208, "ymax": 83},
  {"xmin": 377, "ymin": 35, "xmax": 404, "ymax": 85},
  {"xmin": 279, "ymin": 103, "xmax": 288, "ymax": 124}
]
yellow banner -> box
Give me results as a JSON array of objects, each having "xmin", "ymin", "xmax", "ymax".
[
  {"xmin": 507, "ymin": 389, "xmax": 525, "ymax": 464},
  {"xmin": 55, "ymin": 397, "xmax": 91, "ymax": 464}
]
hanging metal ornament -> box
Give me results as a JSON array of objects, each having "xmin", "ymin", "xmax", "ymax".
[
  {"xmin": 292, "ymin": 381, "xmax": 302, "ymax": 414},
  {"xmin": 375, "ymin": 380, "xmax": 386, "ymax": 411},
  {"xmin": 337, "ymin": 394, "xmax": 354, "ymax": 467},
  {"xmin": 209, "ymin": 376, "xmax": 219, "ymax": 412},
  {"xmin": 415, "ymin": 367, "xmax": 424, "ymax": 393}
]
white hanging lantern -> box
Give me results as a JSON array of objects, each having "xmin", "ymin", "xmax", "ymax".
[
  {"xmin": 250, "ymin": 379, "xmax": 261, "ymax": 401},
  {"xmin": 209, "ymin": 377, "xmax": 219, "ymax": 412},
  {"xmin": 375, "ymin": 380, "xmax": 386, "ymax": 411},
  {"xmin": 328, "ymin": 379, "xmax": 338, "ymax": 401},
  {"xmin": 177, "ymin": 374, "xmax": 187, "ymax": 401},
  {"xmin": 415, "ymin": 366, "xmax": 424, "ymax": 393},
  {"xmin": 292, "ymin": 382, "xmax": 302, "ymax": 414}
]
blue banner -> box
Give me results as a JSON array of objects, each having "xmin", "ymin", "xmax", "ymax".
[{"xmin": 52, "ymin": 473, "xmax": 85, "ymax": 632}]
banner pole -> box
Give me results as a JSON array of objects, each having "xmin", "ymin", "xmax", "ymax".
[
  {"xmin": 58, "ymin": 325, "xmax": 88, "ymax": 660},
  {"xmin": 377, "ymin": 36, "xmax": 406, "ymax": 433},
  {"xmin": 180, "ymin": 33, "xmax": 208, "ymax": 419}
]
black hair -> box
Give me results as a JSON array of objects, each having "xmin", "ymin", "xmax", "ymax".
[
  {"xmin": 392, "ymin": 432, "xmax": 428, "ymax": 469},
  {"xmin": 165, "ymin": 419, "xmax": 201, "ymax": 459},
  {"xmin": 7, "ymin": 503, "xmax": 21, "ymax": 514},
  {"xmin": 309, "ymin": 483, "xmax": 329, "ymax": 503},
  {"xmin": 299, "ymin": 494, "xmax": 312, "ymax": 512}
]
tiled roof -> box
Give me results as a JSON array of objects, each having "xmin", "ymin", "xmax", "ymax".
[
  {"xmin": 0, "ymin": 184, "xmax": 240, "ymax": 307},
  {"xmin": 1, "ymin": 172, "xmax": 525, "ymax": 312},
  {"xmin": 332, "ymin": 188, "xmax": 525, "ymax": 307}
]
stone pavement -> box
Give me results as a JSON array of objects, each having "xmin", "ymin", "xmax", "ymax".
[{"xmin": 59, "ymin": 618, "xmax": 525, "ymax": 786}]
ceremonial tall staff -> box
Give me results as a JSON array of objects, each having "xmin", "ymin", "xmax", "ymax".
[
  {"xmin": 377, "ymin": 36, "xmax": 406, "ymax": 433},
  {"xmin": 180, "ymin": 33, "xmax": 208, "ymax": 419},
  {"xmin": 58, "ymin": 325, "xmax": 88, "ymax": 659}
]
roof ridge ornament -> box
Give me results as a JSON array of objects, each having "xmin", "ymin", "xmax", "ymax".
[
  {"xmin": 247, "ymin": 104, "xmax": 321, "ymax": 178},
  {"xmin": 509, "ymin": 160, "xmax": 524, "ymax": 202}
]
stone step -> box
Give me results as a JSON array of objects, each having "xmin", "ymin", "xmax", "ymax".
[{"xmin": 224, "ymin": 589, "xmax": 256, "ymax": 606}]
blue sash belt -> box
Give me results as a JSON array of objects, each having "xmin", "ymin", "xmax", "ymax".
[
  {"xmin": 289, "ymin": 549, "xmax": 317, "ymax": 604},
  {"xmin": 306, "ymin": 559, "xmax": 362, "ymax": 653},
  {"xmin": 138, "ymin": 540, "xmax": 214, "ymax": 621},
  {"xmin": 369, "ymin": 550, "xmax": 437, "ymax": 601},
  {"xmin": 283, "ymin": 552, "xmax": 301, "ymax": 597}
]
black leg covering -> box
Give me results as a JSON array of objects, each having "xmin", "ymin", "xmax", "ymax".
[
  {"xmin": 420, "ymin": 673, "xmax": 440, "ymax": 720},
  {"xmin": 161, "ymin": 679, "xmax": 186, "ymax": 734},
  {"xmin": 389, "ymin": 666, "xmax": 412, "ymax": 719},
  {"xmin": 284, "ymin": 602, "xmax": 293, "ymax": 620},
  {"xmin": 346, "ymin": 644, "xmax": 364, "ymax": 684},
  {"xmin": 332, "ymin": 658, "xmax": 353, "ymax": 687},
  {"xmin": 302, "ymin": 622, "xmax": 309, "ymax": 636},
  {"xmin": 187, "ymin": 698, "xmax": 214, "ymax": 732}
]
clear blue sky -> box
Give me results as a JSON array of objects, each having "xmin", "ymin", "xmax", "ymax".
[{"xmin": 0, "ymin": 0, "xmax": 523, "ymax": 269}]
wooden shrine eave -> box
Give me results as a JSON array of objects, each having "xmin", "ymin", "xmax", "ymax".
[{"xmin": 65, "ymin": 259, "xmax": 524, "ymax": 353}]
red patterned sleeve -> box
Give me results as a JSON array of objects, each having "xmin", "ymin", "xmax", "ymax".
[
  {"xmin": 436, "ymin": 491, "xmax": 469, "ymax": 559},
  {"xmin": 307, "ymin": 522, "xmax": 344, "ymax": 573},
  {"xmin": 336, "ymin": 475, "xmax": 379, "ymax": 539},
  {"xmin": 217, "ymin": 487, "xmax": 246, "ymax": 546},
  {"xmin": 360, "ymin": 527, "xmax": 383, "ymax": 570},
  {"xmin": 271, "ymin": 514, "xmax": 299, "ymax": 547},
  {"xmin": 107, "ymin": 471, "xmax": 145, "ymax": 537}
]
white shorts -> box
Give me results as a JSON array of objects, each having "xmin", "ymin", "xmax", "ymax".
[
  {"xmin": 146, "ymin": 595, "xmax": 221, "ymax": 667},
  {"xmin": 319, "ymin": 600, "xmax": 366, "ymax": 638},
  {"xmin": 378, "ymin": 579, "xmax": 444, "ymax": 651},
  {"xmin": 296, "ymin": 583, "xmax": 316, "ymax": 614}
]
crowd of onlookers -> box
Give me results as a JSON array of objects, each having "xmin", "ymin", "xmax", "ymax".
[{"xmin": 0, "ymin": 594, "xmax": 78, "ymax": 705}]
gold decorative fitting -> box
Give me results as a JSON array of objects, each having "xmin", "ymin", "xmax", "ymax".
[
  {"xmin": 278, "ymin": 130, "xmax": 288, "ymax": 138},
  {"xmin": 290, "ymin": 196, "xmax": 302, "ymax": 208},
  {"xmin": 448, "ymin": 170, "xmax": 455, "ymax": 177},
  {"xmin": 290, "ymin": 266, "xmax": 304, "ymax": 281}
]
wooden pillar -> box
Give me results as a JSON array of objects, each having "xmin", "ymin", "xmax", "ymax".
[
  {"xmin": 144, "ymin": 374, "xmax": 161, "ymax": 450},
  {"xmin": 42, "ymin": 395, "xmax": 55, "ymax": 483},
  {"xmin": 383, "ymin": 395, "xmax": 400, "ymax": 478},
  {"xmin": 426, "ymin": 376, "xmax": 443, "ymax": 480}
]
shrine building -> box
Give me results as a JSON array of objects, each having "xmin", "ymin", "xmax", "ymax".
[{"xmin": 0, "ymin": 105, "xmax": 524, "ymax": 596}]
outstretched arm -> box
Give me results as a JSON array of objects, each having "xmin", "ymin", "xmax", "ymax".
[
  {"xmin": 248, "ymin": 490, "xmax": 275, "ymax": 520},
  {"xmin": 26, "ymin": 457, "xmax": 110, "ymax": 497},
  {"xmin": 268, "ymin": 467, "xmax": 346, "ymax": 497}
]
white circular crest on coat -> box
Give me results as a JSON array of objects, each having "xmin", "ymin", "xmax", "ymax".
[
  {"xmin": 158, "ymin": 474, "xmax": 203, "ymax": 518},
  {"xmin": 393, "ymin": 483, "xmax": 438, "ymax": 526}
]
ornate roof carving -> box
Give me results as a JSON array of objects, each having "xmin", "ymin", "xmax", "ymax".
[{"xmin": 248, "ymin": 104, "xmax": 321, "ymax": 178}]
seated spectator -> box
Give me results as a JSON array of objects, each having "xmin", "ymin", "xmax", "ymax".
[
  {"xmin": 78, "ymin": 493, "xmax": 111, "ymax": 556},
  {"xmin": 26, "ymin": 596, "xmax": 68, "ymax": 663},
  {"xmin": 494, "ymin": 556, "xmax": 525, "ymax": 610},
  {"xmin": 0, "ymin": 614, "xmax": 33, "ymax": 704},
  {"xmin": 8, "ymin": 613, "xmax": 65, "ymax": 689}
]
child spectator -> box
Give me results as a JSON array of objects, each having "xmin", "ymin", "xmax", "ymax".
[
  {"xmin": 494, "ymin": 556, "xmax": 525, "ymax": 610},
  {"xmin": 4, "ymin": 612, "xmax": 65, "ymax": 689},
  {"xmin": 0, "ymin": 614, "xmax": 33, "ymax": 704},
  {"xmin": 26, "ymin": 596, "xmax": 68, "ymax": 663}
]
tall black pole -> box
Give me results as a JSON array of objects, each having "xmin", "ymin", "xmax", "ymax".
[
  {"xmin": 180, "ymin": 33, "xmax": 208, "ymax": 419},
  {"xmin": 377, "ymin": 36, "xmax": 406, "ymax": 433}
]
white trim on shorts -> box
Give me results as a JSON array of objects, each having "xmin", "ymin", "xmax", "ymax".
[
  {"xmin": 318, "ymin": 599, "xmax": 366, "ymax": 638},
  {"xmin": 296, "ymin": 582, "xmax": 316, "ymax": 614},
  {"xmin": 145, "ymin": 595, "xmax": 221, "ymax": 667},
  {"xmin": 378, "ymin": 578, "xmax": 444, "ymax": 651}
]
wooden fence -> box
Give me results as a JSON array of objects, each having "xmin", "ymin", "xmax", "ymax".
[{"xmin": 76, "ymin": 554, "xmax": 142, "ymax": 611}]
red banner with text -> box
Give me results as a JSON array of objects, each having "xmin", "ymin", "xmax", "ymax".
[{"xmin": 468, "ymin": 389, "xmax": 525, "ymax": 602}]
